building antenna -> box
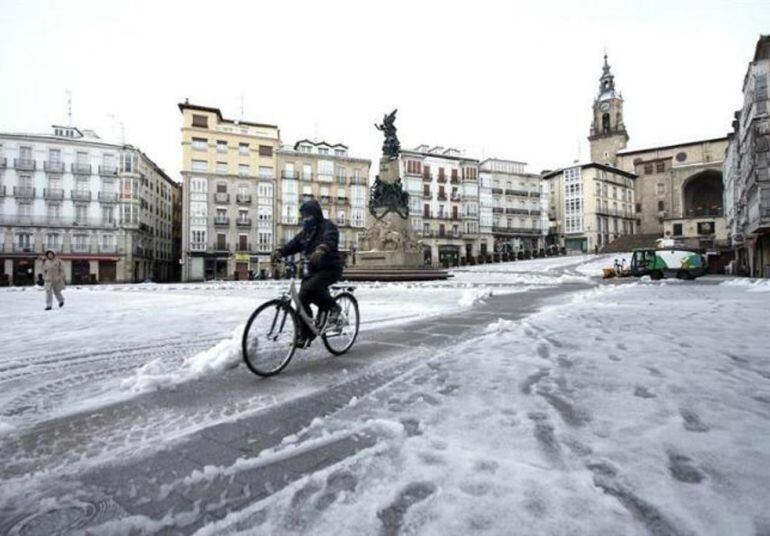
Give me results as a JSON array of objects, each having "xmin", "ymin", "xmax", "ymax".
[{"xmin": 66, "ymin": 90, "xmax": 73, "ymax": 126}]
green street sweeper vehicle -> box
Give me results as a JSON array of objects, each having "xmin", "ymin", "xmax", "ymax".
[{"xmin": 630, "ymin": 248, "xmax": 706, "ymax": 280}]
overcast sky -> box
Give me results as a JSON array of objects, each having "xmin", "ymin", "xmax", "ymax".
[{"xmin": 0, "ymin": 0, "xmax": 767, "ymax": 181}]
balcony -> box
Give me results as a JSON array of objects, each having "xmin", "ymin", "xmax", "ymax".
[
  {"xmin": 213, "ymin": 242, "xmax": 231, "ymax": 253},
  {"xmin": 336, "ymin": 196, "xmax": 348, "ymax": 205},
  {"xmin": 422, "ymin": 174, "xmax": 432, "ymax": 182},
  {"xmin": 530, "ymin": 209, "xmax": 542, "ymax": 216},
  {"xmin": 281, "ymin": 171, "xmax": 299, "ymax": 180},
  {"xmin": 336, "ymin": 176, "xmax": 347, "ymax": 186},
  {"xmin": 505, "ymin": 208, "xmax": 529, "ymax": 215},
  {"xmin": 300, "ymin": 173, "xmax": 313, "ymax": 182},
  {"xmin": 236, "ymin": 194, "xmax": 252, "ymax": 205},
  {"xmin": 236, "ymin": 242, "xmax": 252, "ymax": 252},
  {"xmin": 13, "ymin": 186, "xmax": 36, "ymax": 198},
  {"xmin": 492, "ymin": 207, "xmax": 504, "ymax": 214},
  {"xmin": 99, "ymin": 244, "xmax": 117, "ymax": 254},
  {"xmin": 506, "ymin": 189, "xmax": 528, "ymax": 197},
  {"xmin": 437, "ymin": 193, "xmax": 447, "ymax": 201},
  {"xmin": 450, "ymin": 193, "xmax": 462, "ymax": 202},
  {"xmin": 71, "ymin": 190, "xmax": 92, "ymax": 201},
  {"xmin": 98, "ymin": 191, "xmax": 118, "ymax": 203},
  {"xmin": 44, "ymin": 161, "xmax": 65, "ymax": 173},
  {"xmin": 14, "ymin": 158, "xmax": 36, "ymax": 171},
  {"xmin": 71, "ymin": 163, "xmax": 92, "ymax": 175},
  {"xmin": 190, "ymin": 241, "xmax": 207, "ymax": 252},
  {"xmin": 422, "ymin": 191, "xmax": 432, "ymax": 199},
  {"xmin": 320, "ymin": 195, "xmax": 332, "ymax": 204},
  {"xmin": 13, "ymin": 243, "xmax": 37, "ymax": 253},
  {"xmin": 529, "ymin": 191, "xmax": 541, "ymax": 198},
  {"xmin": 491, "ymin": 188, "xmax": 504, "ymax": 195},
  {"xmin": 492, "ymin": 226, "xmax": 542, "ymax": 235},
  {"xmin": 214, "ymin": 216, "xmax": 230, "ymax": 227},
  {"xmin": 43, "ymin": 188, "xmax": 65, "ymax": 200},
  {"xmin": 302, "ymin": 193, "xmax": 315, "ymax": 202},
  {"xmin": 71, "ymin": 243, "xmax": 92, "ymax": 254},
  {"xmin": 236, "ymin": 217, "xmax": 252, "ymax": 227},
  {"xmin": 450, "ymin": 176, "xmax": 460, "ymax": 184},
  {"xmin": 437, "ymin": 175, "xmax": 447, "ymax": 183},
  {"xmin": 99, "ymin": 165, "xmax": 118, "ymax": 177},
  {"xmin": 214, "ymin": 192, "xmax": 230, "ymax": 203},
  {"xmin": 350, "ymin": 177, "xmax": 367, "ymax": 186},
  {"xmin": 0, "ymin": 157, "xmax": 6, "ymax": 168},
  {"xmin": 0, "ymin": 185, "xmax": 5, "ymax": 196}
]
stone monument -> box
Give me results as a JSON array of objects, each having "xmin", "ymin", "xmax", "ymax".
[{"xmin": 344, "ymin": 110, "xmax": 449, "ymax": 280}]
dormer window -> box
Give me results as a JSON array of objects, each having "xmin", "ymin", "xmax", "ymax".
[
  {"xmin": 318, "ymin": 147, "xmax": 329, "ymax": 155},
  {"xmin": 334, "ymin": 149, "xmax": 345, "ymax": 156}
]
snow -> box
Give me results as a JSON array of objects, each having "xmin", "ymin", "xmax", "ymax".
[
  {"xmin": 3, "ymin": 253, "xmax": 769, "ymax": 535},
  {"xmin": 195, "ymin": 278, "xmax": 770, "ymax": 536}
]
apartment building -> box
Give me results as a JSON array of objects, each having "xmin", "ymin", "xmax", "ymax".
[
  {"xmin": 0, "ymin": 125, "xmax": 180, "ymax": 285},
  {"xmin": 479, "ymin": 158, "xmax": 547, "ymax": 257},
  {"xmin": 179, "ymin": 102, "xmax": 280, "ymax": 281},
  {"xmin": 276, "ymin": 140, "xmax": 370, "ymax": 258},
  {"xmin": 543, "ymin": 163, "xmax": 637, "ymax": 253},
  {"xmin": 400, "ymin": 145, "xmax": 479, "ymax": 266},
  {"xmin": 724, "ymin": 35, "xmax": 770, "ymax": 277}
]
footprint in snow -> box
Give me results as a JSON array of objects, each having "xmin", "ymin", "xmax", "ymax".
[
  {"xmin": 680, "ymin": 409, "xmax": 710, "ymax": 432},
  {"xmin": 633, "ymin": 386, "xmax": 656, "ymax": 399},
  {"xmin": 667, "ymin": 451, "xmax": 705, "ymax": 483}
]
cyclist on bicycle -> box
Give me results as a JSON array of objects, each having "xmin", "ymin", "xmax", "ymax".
[{"xmin": 272, "ymin": 199, "xmax": 343, "ymax": 347}]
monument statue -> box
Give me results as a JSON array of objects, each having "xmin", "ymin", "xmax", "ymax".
[
  {"xmin": 374, "ymin": 109, "xmax": 401, "ymax": 158},
  {"xmin": 345, "ymin": 109, "xmax": 447, "ymax": 280}
]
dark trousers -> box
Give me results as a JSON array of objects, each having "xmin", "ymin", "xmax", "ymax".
[{"xmin": 298, "ymin": 268, "xmax": 342, "ymax": 337}]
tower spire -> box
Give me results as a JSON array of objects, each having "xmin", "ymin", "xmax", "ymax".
[{"xmin": 598, "ymin": 52, "xmax": 616, "ymax": 99}]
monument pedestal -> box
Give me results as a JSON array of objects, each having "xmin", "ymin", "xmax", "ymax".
[{"xmin": 343, "ymin": 156, "xmax": 449, "ymax": 281}]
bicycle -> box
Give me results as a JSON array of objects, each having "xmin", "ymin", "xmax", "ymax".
[{"xmin": 241, "ymin": 258, "xmax": 360, "ymax": 377}]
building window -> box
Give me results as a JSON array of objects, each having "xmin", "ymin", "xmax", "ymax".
[
  {"xmin": 239, "ymin": 143, "xmax": 249, "ymax": 155},
  {"xmin": 192, "ymin": 160, "xmax": 207, "ymax": 172},
  {"xmin": 635, "ymin": 203, "xmax": 641, "ymax": 213},
  {"xmin": 216, "ymin": 161, "xmax": 228, "ymax": 174},
  {"xmin": 658, "ymin": 200, "xmax": 665, "ymax": 211},
  {"xmin": 192, "ymin": 138, "xmax": 207, "ymax": 151},
  {"xmin": 673, "ymin": 223, "xmax": 683, "ymax": 236},
  {"xmin": 318, "ymin": 147, "xmax": 329, "ymax": 155},
  {"xmin": 217, "ymin": 140, "xmax": 227, "ymax": 153},
  {"xmin": 192, "ymin": 114, "xmax": 208, "ymax": 128},
  {"xmin": 655, "ymin": 161, "xmax": 665, "ymax": 173},
  {"xmin": 238, "ymin": 164, "xmax": 250, "ymax": 176},
  {"xmin": 259, "ymin": 145, "xmax": 273, "ymax": 157},
  {"xmin": 259, "ymin": 166, "xmax": 273, "ymax": 179},
  {"xmin": 643, "ymin": 163, "xmax": 653, "ymax": 174},
  {"xmin": 334, "ymin": 149, "xmax": 345, "ymax": 156}
]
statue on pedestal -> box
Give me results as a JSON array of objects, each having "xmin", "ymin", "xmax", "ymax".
[{"xmin": 374, "ymin": 109, "xmax": 401, "ymax": 159}]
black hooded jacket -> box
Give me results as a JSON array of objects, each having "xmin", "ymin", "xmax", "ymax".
[{"xmin": 279, "ymin": 199, "xmax": 343, "ymax": 273}]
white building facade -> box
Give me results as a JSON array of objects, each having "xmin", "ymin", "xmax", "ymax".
[
  {"xmin": 479, "ymin": 158, "xmax": 548, "ymax": 258},
  {"xmin": 400, "ymin": 145, "xmax": 479, "ymax": 266},
  {"xmin": 0, "ymin": 126, "xmax": 180, "ymax": 286}
]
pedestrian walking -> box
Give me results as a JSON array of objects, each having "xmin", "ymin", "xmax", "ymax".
[{"xmin": 42, "ymin": 250, "xmax": 66, "ymax": 311}]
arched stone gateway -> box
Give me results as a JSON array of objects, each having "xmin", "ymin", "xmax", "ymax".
[{"xmin": 682, "ymin": 169, "xmax": 723, "ymax": 218}]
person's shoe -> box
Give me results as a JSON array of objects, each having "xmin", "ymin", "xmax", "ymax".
[
  {"xmin": 325, "ymin": 306, "xmax": 343, "ymax": 329},
  {"xmin": 45, "ymin": 306, "xmax": 52, "ymax": 311},
  {"xmin": 294, "ymin": 336, "xmax": 312, "ymax": 349},
  {"xmin": 59, "ymin": 301, "xmax": 64, "ymax": 308}
]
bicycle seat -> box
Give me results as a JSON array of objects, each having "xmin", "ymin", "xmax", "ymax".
[{"xmin": 331, "ymin": 285, "xmax": 356, "ymax": 292}]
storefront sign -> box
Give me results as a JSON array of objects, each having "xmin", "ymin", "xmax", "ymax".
[{"xmin": 235, "ymin": 253, "xmax": 250, "ymax": 262}]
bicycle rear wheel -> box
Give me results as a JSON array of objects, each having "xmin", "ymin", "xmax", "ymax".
[
  {"xmin": 242, "ymin": 299, "xmax": 299, "ymax": 376},
  {"xmin": 322, "ymin": 292, "xmax": 360, "ymax": 355}
]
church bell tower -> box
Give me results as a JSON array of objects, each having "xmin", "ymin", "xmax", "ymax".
[{"xmin": 588, "ymin": 54, "xmax": 629, "ymax": 166}]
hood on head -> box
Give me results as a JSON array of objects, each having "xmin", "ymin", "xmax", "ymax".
[{"xmin": 299, "ymin": 199, "xmax": 323, "ymax": 222}]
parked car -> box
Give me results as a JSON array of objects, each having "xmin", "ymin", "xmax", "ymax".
[{"xmin": 630, "ymin": 248, "xmax": 706, "ymax": 280}]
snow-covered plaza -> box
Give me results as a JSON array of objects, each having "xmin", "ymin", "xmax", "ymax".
[{"xmin": 1, "ymin": 254, "xmax": 769, "ymax": 535}]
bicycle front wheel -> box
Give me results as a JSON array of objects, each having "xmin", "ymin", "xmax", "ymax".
[
  {"xmin": 242, "ymin": 299, "xmax": 299, "ymax": 377},
  {"xmin": 322, "ymin": 292, "xmax": 360, "ymax": 355}
]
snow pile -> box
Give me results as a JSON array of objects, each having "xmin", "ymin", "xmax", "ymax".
[
  {"xmin": 484, "ymin": 318, "xmax": 517, "ymax": 334},
  {"xmin": 458, "ymin": 287, "xmax": 493, "ymax": 307},
  {"xmin": 721, "ymin": 278, "xmax": 770, "ymax": 292},
  {"xmin": 120, "ymin": 324, "xmax": 243, "ymax": 393}
]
